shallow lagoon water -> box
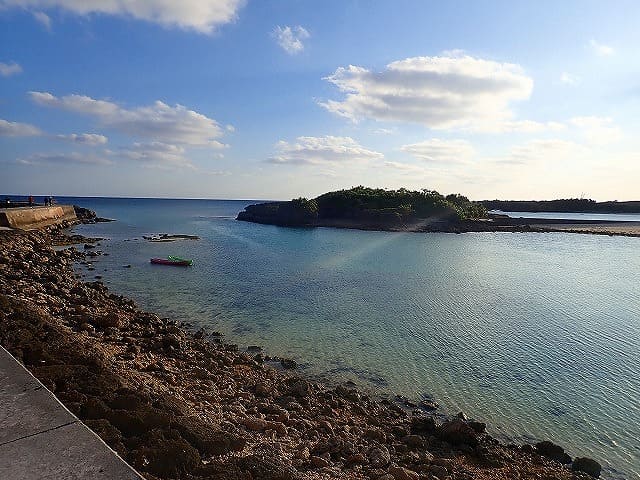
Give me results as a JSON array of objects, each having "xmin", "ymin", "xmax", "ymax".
[{"xmin": 66, "ymin": 197, "xmax": 640, "ymax": 479}]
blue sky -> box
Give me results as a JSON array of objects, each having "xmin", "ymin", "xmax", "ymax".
[{"xmin": 1, "ymin": 0, "xmax": 639, "ymax": 200}]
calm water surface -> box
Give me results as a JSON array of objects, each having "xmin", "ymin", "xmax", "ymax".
[
  {"xmin": 494, "ymin": 210, "xmax": 640, "ymax": 222},
  {"xmin": 64, "ymin": 198, "xmax": 640, "ymax": 479}
]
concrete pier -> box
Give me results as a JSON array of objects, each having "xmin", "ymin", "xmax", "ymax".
[
  {"xmin": 0, "ymin": 205, "xmax": 77, "ymax": 230},
  {"xmin": 0, "ymin": 346, "xmax": 143, "ymax": 480}
]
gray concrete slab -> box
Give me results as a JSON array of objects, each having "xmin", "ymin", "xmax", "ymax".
[
  {"xmin": 0, "ymin": 422, "xmax": 141, "ymax": 480},
  {"xmin": 0, "ymin": 349, "xmax": 76, "ymax": 444},
  {"xmin": 0, "ymin": 346, "xmax": 143, "ymax": 479}
]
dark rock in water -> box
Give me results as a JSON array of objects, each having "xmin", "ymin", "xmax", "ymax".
[
  {"xmin": 520, "ymin": 444, "xmax": 534, "ymax": 454},
  {"xmin": 535, "ymin": 440, "xmax": 572, "ymax": 464},
  {"xmin": 572, "ymin": 457, "xmax": 601, "ymax": 478},
  {"xmin": 280, "ymin": 358, "xmax": 297, "ymax": 369},
  {"xmin": 410, "ymin": 416, "xmax": 436, "ymax": 435},
  {"xmin": 247, "ymin": 345, "xmax": 262, "ymax": 352},
  {"xmin": 123, "ymin": 264, "xmax": 131, "ymax": 268},
  {"xmin": 436, "ymin": 419, "xmax": 479, "ymax": 447},
  {"xmin": 419, "ymin": 399, "xmax": 438, "ymax": 411},
  {"xmin": 84, "ymin": 243, "xmax": 96, "ymax": 249},
  {"xmin": 468, "ymin": 420, "xmax": 486, "ymax": 433},
  {"xmin": 74, "ymin": 205, "xmax": 97, "ymax": 220}
]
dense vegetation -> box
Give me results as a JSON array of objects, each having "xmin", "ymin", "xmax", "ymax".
[
  {"xmin": 238, "ymin": 186, "xmax": 487, "ymax": 226},
  {"xmin": 315, "ymin": 186, "xmax": 486, "ymax": 221},
  {"xmin": 483, "ymin": 198, "xmax": 640, "ymax": 214}
]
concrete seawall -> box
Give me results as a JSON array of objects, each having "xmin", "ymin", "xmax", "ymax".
[{"xmin": 0, "ymin": 206, "xmax": 77, "ymax": 230}]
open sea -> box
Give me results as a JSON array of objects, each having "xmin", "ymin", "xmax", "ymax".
[{"xmin": 61, "ymin": 197, "xmax": 639, "ymax": 479}]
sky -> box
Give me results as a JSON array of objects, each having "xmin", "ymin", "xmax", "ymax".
[{"xmin": 1, "ymin": 0, "xmax": 639, "ymax": 200}]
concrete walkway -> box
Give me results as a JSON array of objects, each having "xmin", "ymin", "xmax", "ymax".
[{"xmin": 0, "ymin": 346, "xmax": 143, "ymax": 480}]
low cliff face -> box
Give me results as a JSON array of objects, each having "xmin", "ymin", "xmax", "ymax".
[{"xmin": 237, "ymin": 201, "xmax": 318, "ymax": 226}]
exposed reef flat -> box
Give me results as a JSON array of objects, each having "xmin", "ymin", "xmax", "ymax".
[{"xmin": 0, "ymin": 225, "xmax": 604, "ymax": 479}]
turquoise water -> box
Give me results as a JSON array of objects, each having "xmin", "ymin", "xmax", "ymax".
[{"xmin": 65, "ymin": 198, "xmax": 640, "ymax": 479}]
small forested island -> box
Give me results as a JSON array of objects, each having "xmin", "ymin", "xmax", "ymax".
[
  {"xmin": 237, "ymin": 186, "xmax": 640, "ymax": 237},
  {"xmin": 237, "ymin": 186, "xmax": 487, "ymax": 232}
]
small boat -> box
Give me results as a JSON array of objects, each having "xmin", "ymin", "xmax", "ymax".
[{"xmin": 150, "ymin": 256, "xmax": 193, "ymax": 266}]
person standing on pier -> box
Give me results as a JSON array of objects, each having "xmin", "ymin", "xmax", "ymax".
[{"xmin": 28, "ymin": 195, "xmax": 34, "ymax": 207}]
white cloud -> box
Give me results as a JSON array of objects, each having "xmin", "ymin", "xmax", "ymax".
[
  {"xmin": 0, "ymin": 118, "xmax": 41, "ymax": 136},
  {"xmin": 373, "ymin": 128, "xmax": 395, "ymax": 135},
  {"xmin": 590, "ymin": 39, "xmax": 614, "ymax": 56},
  {"xmin": 116, "ymin": 141, "xmax": 194, "ymax": 169},
  {"xmin": 29, "ymin": 91, "xmax": 226, "ymax": 146},
  {"xmin": 56, "ymin": 133, "xmax": 108, "ymax": 145},
  {"xmin": 269, "ymin": 135, "xmax": 383, "ymax": 165},
  {"xmin": 560, "ymin": 72, "xmax": 580, "ymax": 85},
  {"xmin": 383, "ymin": 161, "xmax": 430, "ymax": 175},
  {"xmin": 17, "ymin": 152, "xmax": 112, "ymax": 166},
  {"xmin": 32, "ymin": 11, "xmax": 51, "ymax": 30},
  {"xmin": 401, "ymin": 138, "xmax": 475, "ymax": 163},
  {"xmin": 500, "ymin": 139, "xmax": 585, "ymax": 165},
  {"xmin": 320, "ymin": 54, "xmax": 534, "ymax": 131},
  {"xmin": 484, "ymin": 120, "xmax": 566, "ymax": 134},
  {"xmin": 1, "ymin": 0, "xmax": 244, "ymax": 33},
  {"xmin": 570, "ymin": 116, "xmax": 622, "ymax": 145},
  {"xmin": 272, "ymin": 25, "xmax": 310, "ymax": 54},
  {"xmin": 0, "ymin": 61, "xmax": 22, "ymax": 77}
]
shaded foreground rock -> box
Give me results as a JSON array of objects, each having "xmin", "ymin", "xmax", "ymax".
[
  {"xmin": 0, "ymin": 227, "xmax": 602, "ymax": 480},
  {"xmin": 572, "ymin": 457, "xmax": 602, "ymax": 478}
]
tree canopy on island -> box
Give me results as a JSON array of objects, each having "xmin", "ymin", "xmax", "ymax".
[
  {"xmin": 315, "ymin": 186, "xmax": 486, "ymax": 221},
  {"xmin": 238, "ymin": 186, "xmax": 487, "ymax": 226}
]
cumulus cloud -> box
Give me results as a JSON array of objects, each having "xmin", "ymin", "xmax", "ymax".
[
  {"xmin": 320, "ymin": 54, "xmax": 534, "ymax": 131},
  {"xmin": 32, "ymin": 10, "xmax": 51, "ymax": 29},
  {"xmin": 29, "ymin": 91, "xmax": 226, "ymax": 146},
  {"xmin": 570, "ymin": 116, "xmax": 622, "ymax": 145},
  {"xmin": 0, "ymin": 61, "xmax": 22, "ymax": 77},
  {"xmin": 590, "ymin": 39, "xmax": 614, "ymax": 56},
  {"xmin": 401, "ymin": 139, "xmax": 475, "ymax": 163},
  {"xmin": 269, "ymin": 136, "xmax": 383, "ymax": 165},
  {"xmin": 383, "ymin": 161, "xmax": 430, "ymax": 175},
  {"xmin": 500, "ymin": 139, "xmax": 585, "ymax": 165},
  {"xmin": 0, "ymin": 118, "xmax": 41, "ymax": 136},
  {"xmin": 116, "ymin": 142, "xmax": 194, "ymax": 169},
  {"xmin": 560, "ymin": 72, "xmax": 580, "ymax": 85},
  {"xmin": 56, "ymin": 133, "xmax": 108, "ymax": 145},
  {"xmin": 272, "ymin": 25, "xmax": 310, "ymax": 54},
  {"xmin": 17, "ymin": 152, "xmax": 112, "ymax": 166},
  {"xmin": 0, "ymin": 0, "xmax": 244, "ymax": 33}
]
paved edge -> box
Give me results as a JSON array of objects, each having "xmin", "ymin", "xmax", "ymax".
[{"xmin": 0, "ymin": 345, "xmax": 144, "ymax": 479}]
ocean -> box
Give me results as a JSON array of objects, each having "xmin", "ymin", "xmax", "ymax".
[{"xmin": 62, "ymin": 197, "xmax": 639, "ymax": 479}]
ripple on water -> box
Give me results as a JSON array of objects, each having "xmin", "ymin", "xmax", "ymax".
[{"xmin": 72, "ymin": 201, "xmax": 640, "ymax": 480}]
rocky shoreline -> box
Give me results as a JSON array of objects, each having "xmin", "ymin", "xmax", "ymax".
[{"xmin": 0, "ymin": 224, "xmax": 604, "ymax": 479}]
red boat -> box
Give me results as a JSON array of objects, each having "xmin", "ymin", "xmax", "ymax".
[{"xmin": 150, "ymin": 256, "xmax": 192, "ymax": 266}]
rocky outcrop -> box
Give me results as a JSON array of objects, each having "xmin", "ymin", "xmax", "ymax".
[
  {"xmin": 573, "ymin": 457, "xmax": 602, "ymax": 478},
  {"xmin": 73, "ymin": 205, "xmax": 113, "ymax": 223}
]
